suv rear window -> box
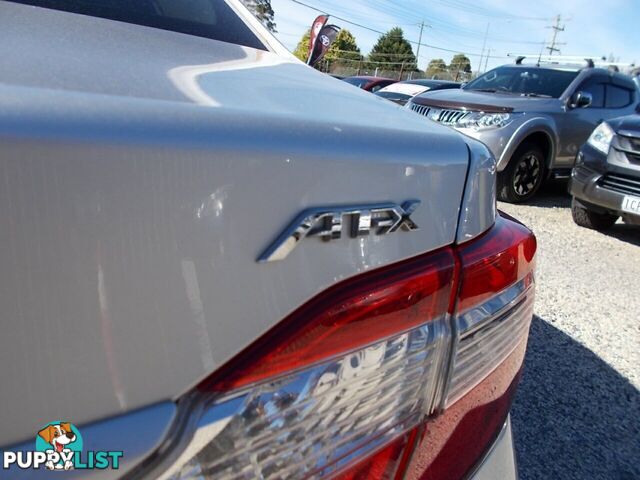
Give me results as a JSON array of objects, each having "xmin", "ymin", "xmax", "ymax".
[{"xmin": 9, "ymin": 0, "xmax": 266, "ymax": 50}]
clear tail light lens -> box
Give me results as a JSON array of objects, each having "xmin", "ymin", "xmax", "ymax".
[
  {"xmin": 155, "ymin": 249, "xmax": 457, "ymax": 480},
  {"xmin": 161, "ymin": 324, "xmax": 449, "ymax": 480},
  {"xmin": 132, "ymin": 214, "xmax": 536, "ymax": 480},
  {"xmin": 446, "ymin": 274, "xmax": 534, "ymax": 405}
]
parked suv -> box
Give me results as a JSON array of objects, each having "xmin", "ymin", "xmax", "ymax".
[
  {"xmin": 1, "ymin": 1, "xmax": 536, "ymax": 479},
  {"xmin": 570, "ymin": 113, "xmax": 640, "ymax": 229},
  {"xmin": 408, "ymin": 58, "xmax": 639, "ymax": 203}
]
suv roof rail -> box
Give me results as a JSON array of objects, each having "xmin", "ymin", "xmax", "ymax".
[{"xmin": 507, "ymin": 54, "xmax": 634, "ymax": 71}]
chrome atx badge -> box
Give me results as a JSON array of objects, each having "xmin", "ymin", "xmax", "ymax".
[{"xmin": 258, "ymin": 201, "xmax": 420, "ymax": 263}]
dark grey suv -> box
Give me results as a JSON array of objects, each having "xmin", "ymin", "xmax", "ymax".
[
  {"xmin": 570, "ymin": 113, "xmax": 640, "ymax": 229},
  {"xmin": 408, "ymin": 58, "xmax": 639, "ymax": 203}
]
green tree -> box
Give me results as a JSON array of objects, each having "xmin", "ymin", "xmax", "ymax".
[
  {"xmin": 368, "ymin": 27, "xmax": 417, "ymax": 70},
  {"xmin": 293, "ymin": 29, "xmax": 361, "ymax": 69},
  {"xmin": 241, "ymin": 0, "xmax": 276, "ymax": 32},
  {"xmin": 325, "ymin": 29, "xmax": 362, "ymax": 62},
  {"xmin": 293, "ymin": 29, "xmax": 311, "ymax": 62},
  {"xmin": 426, "ymin": 58, "xmax": 448, "ymax": 78},
  {"xmin": 449, "ymin": 54, "xmax": 472, "ymax": 80}
]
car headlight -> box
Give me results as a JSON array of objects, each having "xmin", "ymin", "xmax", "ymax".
[
  {"xmin": 454, "ymin": 112, "xmax": 512, "ymax": 131},
  {"xmin": 587, "ymin": 122, "xmax": 614, "ymax": 155}
]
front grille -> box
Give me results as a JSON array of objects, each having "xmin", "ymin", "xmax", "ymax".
[
  {"xmin": 625, "ymin": 151, "xmax": 640, "ymax": 164},
  {"xmin": 410, "ymin": 103, "xmax": 432, "ymax": 117},
  {"xmin": 616, "ymin": 134, "xmax": 640, "ymax": 164},
  {"xmin": 599, "ymin": 173, "xmax": 640, "ymax": 196},
  {"xmin": 410, "ymin": 103, "xmax": 471, "ymax": 126},
  {"xmin": 623, "ymin": 140, "xmax": 640, "ymax": 164},
  {"xmin": 628, "ymin": 137, "xmax": 640, "ymax": 152}
]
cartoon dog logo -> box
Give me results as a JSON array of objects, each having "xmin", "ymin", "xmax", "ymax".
[{"xmin": 37, "ymin": 422, "xmax": 78, "ymax": 470}]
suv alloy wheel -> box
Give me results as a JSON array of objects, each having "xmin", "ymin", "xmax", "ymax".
[{"xmin": 498, "ymin": 142, "xmax": 546, "ymax": 203}]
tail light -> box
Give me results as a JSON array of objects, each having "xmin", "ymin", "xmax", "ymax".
[
  {"xmin": 446, "ymin": 215, "xmax": 536, "ymax": 406},
  {"xmin": 133, "ymin": 214, "xmax": 535, "ymax": 480},
  {"xmin": 404, "ymin": 213, "xmax": 535, "ymax": 480}
]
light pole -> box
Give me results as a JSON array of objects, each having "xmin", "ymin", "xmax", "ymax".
[
  {"xmin": 477, "ymin": 22, "xmax": 490, "ymax": 75},
  {"xmin": 416, "ymin": 21, "xmax": 425, "ymax": 61},
  {"xmin": 415, "ymin": 21, "xmax": 430, "ymax": 70}
]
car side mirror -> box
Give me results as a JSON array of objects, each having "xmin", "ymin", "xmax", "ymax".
[{"xmin": 570, "ymin": 91, "xmax": 593, "ymax": 109}]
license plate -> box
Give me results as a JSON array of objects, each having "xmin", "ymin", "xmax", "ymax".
[{"xmin": 621, "ymin": 195, "xmax": 640, "ymax": 215}]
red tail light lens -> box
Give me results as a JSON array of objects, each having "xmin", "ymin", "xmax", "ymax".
[
  {"xmin": 201, "ymin": 249, "xmax": 457, "ymax": 391},
  {"xmin": 138, "ymin": 214, "xmax": 536, "ymax": 480},
  {"xmin": 333, "ymin": 428, "xmax": 418, "ymax": 480},
  {"xmin": 456, "ymin": 212, "xmax": 536, "ymax": 312}
]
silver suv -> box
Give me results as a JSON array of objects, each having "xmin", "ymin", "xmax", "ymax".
[{"xmin": 408, "ymin": 59, "xmax": 639, "ymax": 203}]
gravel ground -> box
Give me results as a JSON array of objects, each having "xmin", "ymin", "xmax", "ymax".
[{"xmin": 499, "ymin": 182, "xmax": 640, "ymax": 480}]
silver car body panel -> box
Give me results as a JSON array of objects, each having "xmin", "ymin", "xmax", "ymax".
[
  {"xmin": 461, "ymin": 114, "xmax": 559, "ymax": 172},
  {"xmin": 0, "ymin": 2, "xmax": 474, "ymax": 445},
  {"xmin": 456, "ymin": 138, "xmax": 497, "ymax": 243}
]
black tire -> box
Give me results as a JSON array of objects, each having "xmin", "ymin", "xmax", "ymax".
[
  {"xmin": 498, "ymin": 143, "xmax": 546, "ymax": 203},
  {"xmin": 571, "ymin": 198, "xmax": 618, "ymax": 230}
]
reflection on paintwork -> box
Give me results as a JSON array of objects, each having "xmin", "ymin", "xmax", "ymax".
[
  {"xmin": 97, "ymin": 254, "xmax": 127, "ymax": 409},
  {"xmin": 168, "ymin": 49, "xmax": 291, "ymax": 107},
  {"xmin": 181, "ymin": 260, "xmax": 215, "ymax": 372},
  {"xmin": 196, "ymin": 187, "xmax": 229, "ymax": 220}
]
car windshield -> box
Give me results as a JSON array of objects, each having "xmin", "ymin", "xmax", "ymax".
[
  {"xmin": 8, "ymin": 0, "xmax": 266, "ymax": 50},
  {"xmin": 463, "ymin": 67, "xmax": 578, "ymax": 98}
]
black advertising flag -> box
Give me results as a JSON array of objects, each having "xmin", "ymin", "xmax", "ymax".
[
  {"xmin": 308, "ymin": 24, "xmax": 341, "ymax": 67},
  {"xmin": 307, "ymin": 15, "xmax": 329, "ymax": 64}
]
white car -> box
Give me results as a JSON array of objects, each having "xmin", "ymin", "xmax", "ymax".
[
  {"xmin": 375, "ymin": 79, "xmax": 461, "ymax": 106},
  {"xmin": 0, "ymin": 1, "xmax": 535, "ymax": 479}
]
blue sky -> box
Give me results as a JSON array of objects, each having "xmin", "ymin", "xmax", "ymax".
[{"xmin": 270, "ymin": 0, "xmax": 640, "ymax": 71}]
